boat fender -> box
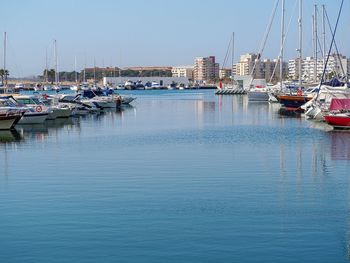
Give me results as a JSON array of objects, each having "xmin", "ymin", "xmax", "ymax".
[{"xmin": 36, "ymin": 106, "xmax": 43, "ymax": 113}]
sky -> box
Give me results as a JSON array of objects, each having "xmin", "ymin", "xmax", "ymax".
[{"xmin": 0, "ymin": 0, "xmax": 349, "ymax": 77}]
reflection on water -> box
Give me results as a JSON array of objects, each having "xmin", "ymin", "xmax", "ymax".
[
  {"xmin": 1, "ymin": 91, "xmax": 350, "ymax": 262},
  {"xmin": 0, "ymin": 105, "xmax": 136, "ymax": 146},
  {"xmin": 0, "ymin": 130, "xmax": 22, "ymax": 143},
  {"xmin": 329, "ymin": 132, "xmax": 350, "ymax": 160}
]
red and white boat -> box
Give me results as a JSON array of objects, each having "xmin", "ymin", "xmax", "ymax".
[{"xmin": 324, "ymin": 98, "xmax": 350, "ymax": 129}]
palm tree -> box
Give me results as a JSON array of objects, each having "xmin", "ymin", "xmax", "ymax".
[
  {"xmin": 0, "ymin": 69, "xmax": 9, "ymax": 85},
  {"xmin": 4, "ymin": 69, "xmax": 9, "ymax": 85},
  {"xmin": 43, "ymin": 69, "xmax": 56, "ymax": 83},
  {"xmin": 0, "ymin": 69, "xmax": 4, "ymax": 85}
]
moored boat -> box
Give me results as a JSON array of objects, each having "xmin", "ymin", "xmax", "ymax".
[
  {"xmin": 324, "ymin": 98, "xmax": 350, "ymax": 129},
  {"xmin": 0, "ymin": 110, "xmax": 23, "ymax": 130},
  {"xmin": 324, "ymin": 114, "xmax": 350, "ymax": 128},
  {"xmin": 277, "ymin": 94, "xmax": 312, "ymax": 111}
]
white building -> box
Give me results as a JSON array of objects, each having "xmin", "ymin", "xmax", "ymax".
[
  {"xmin": 219, "ymin": 68, "xmax": 232, "ymax": 79},
  {"xmin": 194, "ymin": 56, "xmax": 219, "ymax": 82},
  {"xmin": 288, "ymin": 54, "xmax": 350, "ymax": 81},
  {"xmin": 171, "ymin": 66, "xmax": 194, "ymax": 79}
]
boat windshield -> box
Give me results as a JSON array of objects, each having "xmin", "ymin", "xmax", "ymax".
[
  {"xmin": 16, "ymin": 98, "xmax": 40, "ymax": 105},
  {"xmin": 0, "ymin": 99, "xmax": 16, "ymax": 107}
]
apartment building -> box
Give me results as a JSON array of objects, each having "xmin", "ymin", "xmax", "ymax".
[
  {"xmin": 288, "ymin": 54, "xmax": 350, "ymax": 81},
  {"xmin": 193, "ymin": 56, "xmax": 219, "ymax": 82},
  {"xmin": 232, "ymin": 53, "xmax": 288, "ymax": 82}
]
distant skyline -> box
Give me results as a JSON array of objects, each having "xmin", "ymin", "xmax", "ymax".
[{"xmin": 1, "ymin": 0, "xmax": 349, "ymax": 77}]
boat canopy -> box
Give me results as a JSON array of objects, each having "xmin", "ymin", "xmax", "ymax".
[
  {"xmin": 329, "ymin": 98, "xmax": 350, "ymax": 111},
  {"xmin": 82, "ymin": 89, "xmax": 113, "ymax": 99},
  {"xmin": 322, "ymin": 78, "xmax": 344, "ymax": 87}
]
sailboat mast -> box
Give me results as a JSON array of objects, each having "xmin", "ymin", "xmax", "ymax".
[
  {"xmin": 312, "ymin": 15, "xmax": 317, "ymax": 82},
  {"xmin": 298, "ymin": 0, "xmax": 303, "ymax": 89},
  {"xmin": 3, "ymin": 32, "xmax": 7, "ymax": 86},
  {"xmin": 45, "ymin": 48, "xmax": 48, "ymax": 82},
  {"xmin": 231, "ymin": 32, "xmax": 235, "ymax": 87},
  {"xmin": 280, "ymin": 0, "xmax": 285, "ymax": 88},
  {"xmin": 322, "ymin": 5, "xmax": 326, "ymax": 66},
  {"xmin": 54, "ymin": 39, "xmax": 59, "ymax": 85},
  {"xmin": 83, "ymin": 66, "xmax": 86, "ymax": 83},
  {"xmin": 93, "ymin": 57, "xmax": 96, "ymax": 84},
  {"xmin": 313, "ymin": 5, "xmax": 318, "ymax": 83},
  {"xmin": 74, "ymin": 56, "xmax": 77, "ymax": 83}
]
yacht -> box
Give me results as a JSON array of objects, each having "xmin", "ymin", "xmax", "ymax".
[
  {"xmin": 125, "ymin": 80, "xmax": 136, "ymax": 90},
  {"xmin": 151, "ymin": 81, "xmax": 161, "ymax": 89},
  {"xmin": 14, "ymin": 83, "xmax": 25, "ymax": 91},
  {"xmin": 0, "ymin": 96, "xmax": 49, "ymax": 124},
  {"xmin": 0, "ymin": 110, "xmax": 23, "ymax": 130},
  {"xmin": 13, "ymin": 95, "xmax": 70, "ymax": 120},
  {"xmin": 115, "ymin": 83, "xmax": 125, "ymax": 90}
]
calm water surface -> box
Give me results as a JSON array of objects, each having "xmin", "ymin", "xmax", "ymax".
[{"xmin": 1, "ymin": 90, "xmax": 350, "ymax": 262}]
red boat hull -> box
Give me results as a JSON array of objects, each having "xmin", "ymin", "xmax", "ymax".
[{"xmin": 324, "ymin": 115, "xmax": 350, "ymax": 128}]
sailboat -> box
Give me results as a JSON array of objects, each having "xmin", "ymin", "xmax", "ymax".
[
  {"xmin": 215, "ymin": 32, "xmax": 245, "ymax": 95},
  {"xmin": 304, "ymin": 4, "xmax": 350, "ymax": 120},
  {"xmin": 52, "ymin": 39, "xmax": 61, "ymax": 91},
  {"xmin": 70, "ymin": 56, "xmax": 79, "ymax": 91},
  {"xmin": 324, "ymin": 98, "xmax": 350, "ymax": 128},
  {"xmin": 277, "ymin": 0, "xmax": 313, "ymax": 112},
  {"xmin": 247, "ymin": 0, "xmax": 282, "ymax": 102}
]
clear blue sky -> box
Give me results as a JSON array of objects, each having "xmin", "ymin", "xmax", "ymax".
[{"xmin": 0, "ymin": 0, "xmax": 349, "ymax": 77}]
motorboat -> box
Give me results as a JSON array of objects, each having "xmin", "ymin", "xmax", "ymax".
[
  {"xmin": 120, "ymin": 95, "xmax": 136, "ymax": 105},
  {"xmin": 14, "ymin": 83, "xmax": 25, "ymax": 91},
  {"xmin": 12, "ymin": 95, "xmax": 70, "ymax": 120},
  {"xmin": 0, "ymin": 110, "xmax": 23, "ymax": 130},
  {"xmin": 135, "ymin": 81, "xmax": 145, "ymax": 90},
  {"xmin": 58, "ymin": 94, "xmax": 101, "ymax": 114},
  {"xmin": 52, "ymin": 85, "xmax": 61, "ymax": 91},
  {"xmin": 43, "ymin": 85, "xmax": 53, "ymax": 91},
  {"xmin": 115, "ymin": 83, "xmax": 125, "ymax": 90},
  {"xmin": 41, "ymin": 95, "xmax": 73, "ymax": 119},
  {"xmin": 125, "ymin": 80, "xmax": 136, "ymax": 90},
  {"xmin": 70, "ymin": 85, "xmax": 79, "ymax": 91},
  {"xmin": 151, "ymin": 81, "xmax": 161, "ymax": 89},
  {"xmin": 248, "ymin": 86, "xmax": 269, "ymax": 101},
  {"xmin": 247, "ymin": 79, "xmax": 269, "ymax": 101},
  {"xmin": 144, "ymin": 81, "xmax": 152, "ymax": 90},
  {"xmin": 80, "ymin": 90, "xmax": 118, "ymax": 109},
  {"xmin": 34, "ymin": 84, "xmax": 44, "ymax": 91},
  {"xmin": 168, "ymin": 82, "xmax": 177, "ymax": 90},
  {"xmin": 1, "ymin": 96, "xmax": 49, "ymax": 124}
]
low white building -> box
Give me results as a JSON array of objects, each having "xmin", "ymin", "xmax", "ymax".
[{"xmin": 171, "ymin": 66, "xmax": 194, "ymax": 79}]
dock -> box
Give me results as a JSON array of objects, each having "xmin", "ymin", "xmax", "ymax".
[{"xmin": 215, "ymin": 88, "xmax": 247, "ymax": 95}]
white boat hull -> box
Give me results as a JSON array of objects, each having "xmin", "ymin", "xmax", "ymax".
[
  {"xmin": 248, "ymin": 91, "xmax": 269, "ymax": 101},
  {"xmin": 18, "ymin": 112, "xmax": 48, "ymax": 124},
  {"xmin": 94, "ymin": 101, "xmax": 116, "ymax": 109},
  {"xmin": 121, "ymin": 96, "xmax": 135, "ymax": 104},
  {"xmin": 47, "ymin": 108, "xmax": 72, "ymax": 119},
  {"xmin": 0, "ymin": 116, "xmax": 18, "ymax": 130}
]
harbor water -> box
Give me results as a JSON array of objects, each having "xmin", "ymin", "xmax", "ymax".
[{"xmin": 1, "ymin": 90, "xmax": 350, "ymax": 262}]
